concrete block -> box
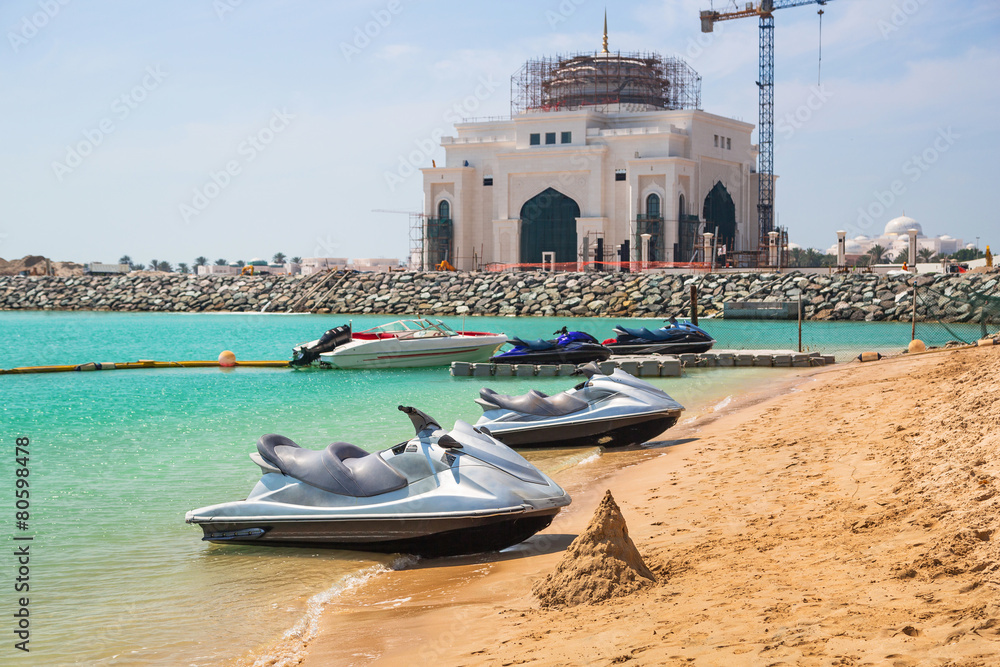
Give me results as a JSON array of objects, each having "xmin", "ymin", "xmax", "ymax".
[
  {"xmin": 451, "ymin": 362, "xmax": 471, "ymax": 376},
  {"xmin": 695, "ymin": 356, "xmax": 709, "ymax": 368},
  {"xmin": 809, "ymin": 357, "xmax": 825, "ymax": 367},
  {"xmin": 557, "ymin": 364, "xmax": 576, "ymax": 376},
  {"xmin": 598, "ymin": 360, "xmax": 616, "ymax": 375},
  {"xmin": 617, "ymin": 360, "xmax": 639, "ymax": 376},
  {"xmin": 821, "ymin": 355, "xmax": 836, "ymax": 365},
  {"xmin": 494, "ymin": 363, "xmax": 514, "ymax": 376},
  {"xmin": 638, "ymin": 359, "xmax": 660, "ymax": 376},
  {"xmin": 659, "ymin": 358, "xmax": 682, "ymax": 377},
  {"xmin": 773, "ymin": 354, "xmax": 792, "ymax": 367},
  {"xmin": 472, "ymin": 363, "xmax": 492, "ymax": 377},
  {"xmin": 791, "ymin": 354, "xmax": 810, "ymax": 367},
  {"xmin": 515, "ymin": 364, "xmax": 535, "ymax": 377},
  {"xmin": 753, "ymin": 354, "xmax": 774, "ymax": 367},
  {"xmin": 717, "ymin": 353, "xmax": 735, "ymax": 367},
  {"xmin": 536, "ymin": 365, "xmax": 558, "ymax": 376},
  {"xmin": 735, "ymin": 354, "xmax": 755, "ymax": 367}
]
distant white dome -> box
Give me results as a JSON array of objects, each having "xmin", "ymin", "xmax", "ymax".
[
  {"xmin": 845, "ymin": 240, "xmax": 864, "ymax": 253},
  {"xmin": 788, "ymin": 242, "xmax": 802, "ymax": 250},
  {"xmin": 884, "ymin": 216, "xmax": 923, "ymax": 236},
  {"xmin": 966, "ymin": 243, "xmax": 977, "ymax": 250},
  {"xmin": 940, "ymin": 235, "xmax": 953, "ymax": 240},
  {"xmin": 854, "ymin": 235, "xmax": 869, "ymax": 242}
]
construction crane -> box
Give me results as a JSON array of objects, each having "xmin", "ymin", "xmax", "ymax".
[{"xmin": 700, "ymin": 0, "xmax": 831, "ymax": 260}]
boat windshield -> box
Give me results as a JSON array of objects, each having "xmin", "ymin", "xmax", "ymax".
[{"xmin": 359, "ymin": 319, "xmax": 456, "ymax": 338}]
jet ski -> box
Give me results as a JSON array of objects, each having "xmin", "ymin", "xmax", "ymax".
[
  {"xmin": 490, "ymin": 327, "xmax": 612, "ymax": 365},
  {"xmin": 291, "ymin": 324, "xmax": 352, "ymax": 366},
  {"xmin": 185, "ymin": 406, "xmax": 570, "ymax": 557},
  {"xmin": 474, "ymin": 362, "xmax": 684, "ymax": 449},
  {"xmin": 605, "ymin": 317, "xmax": 715, "ymax": 355}
]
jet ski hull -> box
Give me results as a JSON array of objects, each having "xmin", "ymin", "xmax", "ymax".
[
  {"xmin": 484, "ymin": 411, "xmax": 680, "ymax": 449},
  {"xmin": 490, "ymin": 346, "xmax": 612, "ymax": 366},
  {"xmin": 607, "ymin": 339, "xmax": 715, "ymax": 355},
  {"xmin": 191, "ymin": 507, "xmax": 560, "ymax": 557}
]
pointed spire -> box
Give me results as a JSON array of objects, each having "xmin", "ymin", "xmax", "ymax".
[{"xmin": 602, "ymin": 10, "xmax": 609, "ymax": 53}]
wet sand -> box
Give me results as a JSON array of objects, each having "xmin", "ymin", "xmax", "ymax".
[{"xmin": 294, "ymin": 345, "xmax": 1000, "ymax": 666}]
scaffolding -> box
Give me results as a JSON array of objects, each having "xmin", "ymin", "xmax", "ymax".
[
  {"xmin": 511, "ymin": 51, "xmax": 701, "ymax": 116},
  {"xmin": 425, "ymin": 217, "xmax": 453, "ymax": 269}
]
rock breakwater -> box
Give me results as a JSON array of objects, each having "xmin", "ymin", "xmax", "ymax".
[{"xmin": 0, "ymin": 270, "xmax": 996, "ymax": 322}]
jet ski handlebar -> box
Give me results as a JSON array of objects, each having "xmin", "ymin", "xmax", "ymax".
[{"xmin": 398, "ymin": 405, "xmax": 441, "ymax": 434}]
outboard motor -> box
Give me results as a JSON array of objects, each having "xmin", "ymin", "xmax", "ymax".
[{"xmin": 291, "ymin": 324, "xmax": 352, "ymax": 366}]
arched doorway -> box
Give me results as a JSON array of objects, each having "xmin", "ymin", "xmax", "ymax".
[
  {"xmin": 702, "ymin": 182, "xmax": 736, "ymax": 251},
  {"xmin": 519, "ymin": 188, "xmax": 580, "ymax": 264}
]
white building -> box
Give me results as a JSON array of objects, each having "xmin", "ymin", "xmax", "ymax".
[
  {"xmin": 826, "ymin": 215, "xmax": 964, "ymax": 261},
  {"xmin": 420, "ymin": 38, "xmax": 762, "ymax": 271}
]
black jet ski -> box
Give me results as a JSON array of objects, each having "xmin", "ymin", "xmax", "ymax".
[
  {"xmin": 291, "ymin": 324, "xmax": 352, "ymax": 366},
  {"xmin": 490, "ymin": 327, "xmax": 612, "ymax": 365},
  {"xmin": 185, "ymin": 406, "xmax": 571, "ymax": 557},
  {"xmin": 475, "ymin": 363, "xmax": 684, "ymax": 448},
  {"xmin": 605, "ymin": 318, "xmax": 715, "ymax": 355}
]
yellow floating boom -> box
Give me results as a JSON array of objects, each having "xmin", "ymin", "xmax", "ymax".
[{"xmin": 0, "ymin": 359, "xmax": 289, "ymax": 375}]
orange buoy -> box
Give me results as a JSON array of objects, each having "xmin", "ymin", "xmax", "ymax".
[{"xmin": 218, "ymin": 350, "xmax": 237, "ymax": 367}]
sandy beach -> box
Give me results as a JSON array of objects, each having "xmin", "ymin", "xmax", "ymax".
[{"xmin": 280, "ymin": 343, "xmax": 1000, "ymax": 667}]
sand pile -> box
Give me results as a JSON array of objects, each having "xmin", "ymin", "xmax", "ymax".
[
  {"xmin": 533, "ymin": 490, "xmax": 655, "ymax": 607},
  {"xmin": 0, "ymin": 255, "xmax": 84, "ymax": 276}
]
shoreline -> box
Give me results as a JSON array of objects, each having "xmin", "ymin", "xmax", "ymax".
[{"xmin": 286, "ymin": 345, "xmax": 1000, "ymax": 665}]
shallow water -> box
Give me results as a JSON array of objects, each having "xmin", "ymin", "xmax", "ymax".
[{"xmin": 1, "ymin": 312, "xmax": 802, "ymax": 665}]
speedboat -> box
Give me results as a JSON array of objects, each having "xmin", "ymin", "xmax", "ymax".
[
  {"xmin": 605, "ymin": 318, "xmax": 715, "ymax": 355},
  {"xmin": 474, "ymin": 362, "xmax": 684, "ymax": 449},
  {"xmin": 489, "ymin": 327, "xmax": 612, "ymax": 365},
  {"xmin": 186, "ymin": 406, "xmax": 570, "ymax": 557},
  {"xmin": 298, "ymin": 319, "xmax": 506, "ymax": 369}
]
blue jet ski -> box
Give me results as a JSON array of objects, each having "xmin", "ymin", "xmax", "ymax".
[
  {"xmin": 606, "ymin": 318, "xmax": 715, "ymax": 355},
  {"xmin": 490, "ymin": 327, "xmax": 612, "ymax": 365}
]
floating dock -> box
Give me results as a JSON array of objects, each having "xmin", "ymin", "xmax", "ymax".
[
  {"xmin": 450, "ymin": 350, "xmax": 834, "ymax": 378},
  {"xmin": 0, "ymin": 359, "xmax": 289, "ymax": 375}
]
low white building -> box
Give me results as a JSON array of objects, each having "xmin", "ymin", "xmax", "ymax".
[
  {"xmin": 827, "ymin": 215, "xmax": 964, "ymax": 261},
  {"xmin": 420, "ymin": 40, "xmax": 762, "ymax": 271},
  {"xmin": 300, "ymin": 257, "xmax": 349, "ymax": 275},
  {"xmin": 351, "ymin": 258, "xmax": 400, "ymax": 273}
]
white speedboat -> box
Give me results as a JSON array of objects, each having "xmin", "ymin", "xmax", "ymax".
[{"xmin": 308, "ymin": 319, "xmax": 506, "ymax": 369}]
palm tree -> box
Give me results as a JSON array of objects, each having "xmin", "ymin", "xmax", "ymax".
[
  {"xmin": 235, "ymin": 260, "xmax": 245, "ymax": 267},
  {"xmin": 867, "ymin": 244, "xmax": 887, "ymax": 265},
  {"xmin": 893, "ymin": 250, "xmax": 908, "ymax": 264},
  {"xmin": 178, "ymin": 262, "xmax": 189, "ymax": 274},
  {"xmin": 119, "ymin": 255, "xmax": 132, "ymax": 267},
  {"xmin": 194, "ymin": 256, "xmax": 208, "ymax": 267},
  {"xmin": 150, "ymin": 259, "xmax": 159, "ymax": 272},
  {"xmin": 157, "ymin": 261, "xmax": 173, "ymax": 272},
  {"xmin": 803, "ymin": 248, "xmax": 823, "ymax": 267},
  {"xmin": 918, "ymin": 248, "xmax": 936, "ymax": 262},
  {"xmin": 789, "ymin": 247, "xmax": 803, "ymax": 267},
  {"xmin": 133, "ymin": 263, "xmax": 146, "ymax": 271},
  {"xmin": 272, "ymin": 252, "xmax": 286, "ymax": 264},
  {"xmin": 291, "ymin": 256, "xmax": 302, "ymax": 264},
  {"xmin": 214, "ymin": 258, "xmax": 227, "ymax": 266}
]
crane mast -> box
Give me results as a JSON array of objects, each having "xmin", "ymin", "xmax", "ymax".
[{"xmin": 700, "ymin": 0, "xmax": 830, "ymax": 263}]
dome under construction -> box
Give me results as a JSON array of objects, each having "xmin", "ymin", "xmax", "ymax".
[{"xmin": 511, "ymin": 18, "xmax": 702, "ymax": 115}]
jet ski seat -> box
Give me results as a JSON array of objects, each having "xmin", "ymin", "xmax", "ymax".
[
  {"xmin": 617, "ymin": 325, "xmax": 673, "ymax": 341},
  {"xmin": 510, "ymin": 337, "xmax": 556, "ymax": 351},
  {"xmin": 477, "ymin": 387, "xmax": 588, "ymax": 416},
  {"xmin": 256, "ymin": 434, "xmax": 407, "ymax": 497}
]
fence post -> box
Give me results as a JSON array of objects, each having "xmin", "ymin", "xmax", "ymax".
[
  {"xmin": 798, "ymin": 292, "xmax": 803, "ymax": 353},
  {"xmin": 911, "ymin": 276, "xmax": 917, "ymax": 341},
  {"xmin": 690, "ymin": 283, "xmax": 698, "ymax": 326}
]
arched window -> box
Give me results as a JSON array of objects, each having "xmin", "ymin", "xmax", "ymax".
[
  {"xmin": 646, "ymin": 193, "xmax": 661, "ymax": 219},
  {"xmin": 678, "ymin": 194, "xmax": 686, "ymax": 217},
  {"xmin": 437, "ymin": 200, "xmax": 450, "ymax": 220}
]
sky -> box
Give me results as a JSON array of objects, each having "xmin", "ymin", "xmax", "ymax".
[{"xmin": 1, "ymin": 0, "xmax": 997, "ymax": 267}]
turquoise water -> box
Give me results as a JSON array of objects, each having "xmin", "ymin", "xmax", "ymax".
[{"xmin": 0, "ymin": 312, "xmax": 846, "ymax": 665}]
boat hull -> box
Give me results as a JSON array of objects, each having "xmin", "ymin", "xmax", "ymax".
[
  {"xmin": 321, "ymin": 338, "xmax": 505, "ymax": 369},
  {"xmin": 193, "ymin": 508, "xmax": 559, "ymax": 557},
  {"xmin": 485, "ymin": 412, "xmax": 680, "ymax": 449},
  {"xmin": 490, "ymin": 347, "xmax": 612, "ymax": 366}
]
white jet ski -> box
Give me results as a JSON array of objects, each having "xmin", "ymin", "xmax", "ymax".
[
  {"xmin": 474, "ymin": 362, "xmax": 684, "ymax": 449},
  {"xmin": 185, "ymin": 406, "xmax": 570, "ymax": 557}
]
